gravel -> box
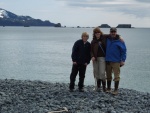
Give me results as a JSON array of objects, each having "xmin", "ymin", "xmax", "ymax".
[{"xmin": 0, "ymin": 79, "xmax": 150, "ymax": 113}]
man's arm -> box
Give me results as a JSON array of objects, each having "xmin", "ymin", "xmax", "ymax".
[
  {"xmin": 90, "ymin": 41, "xmax": 96, "ymax": 61},
  {"xmin": 119, "ymin": 36, "xmax": 124, "ymax": 42},
  {"xmin": 87, "ymin": 43, "xmax": 91, "ymax": 64},
  {"xmin": 103, "ymin": 34, "xmax": 124, "ymax": 42},
  {"xmin": 71, "ymin": 41, "xmax": 78, "ymax": 63},
  {"xmin": 90, "ymin": 41, "xmax": 94, "ymax": 57},
  {"xmin": 120, "ymin": 42, "xmax": 127, "ymax": 66}
]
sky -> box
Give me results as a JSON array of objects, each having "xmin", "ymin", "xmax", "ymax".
[{"xmin": 0, "ymin": 0, "xmax": 150, "ymax": 27}]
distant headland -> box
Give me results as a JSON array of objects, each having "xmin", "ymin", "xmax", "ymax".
[
  {"xmin": 0, "ymin": 8, "xmax": 61, "ymax": 27},
  {"xmin": 100, "ymin": 24, "xmax": 132, "ymax": 28},
  {"xmin": 74, "ymin": 24, "xmax": 133, "ymax": 28}
]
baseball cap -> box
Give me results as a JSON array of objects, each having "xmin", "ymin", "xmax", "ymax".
[{"xmin": 110, "ymin": 27, "xmax": 117, "ymax": 32}]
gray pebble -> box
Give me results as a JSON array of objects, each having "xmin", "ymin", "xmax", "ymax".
[{"xmin": 0, "ymin": 79, "xmax": 150, "ymax": 113}]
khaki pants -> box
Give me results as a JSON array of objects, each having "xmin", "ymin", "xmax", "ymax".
[
  {"xmin": 106, "ymin": 62, "xmax": 120, "ymax": 81},
  {"xmin": 93, "ymin": 57, "xmax": 106, "ymax": 80}
]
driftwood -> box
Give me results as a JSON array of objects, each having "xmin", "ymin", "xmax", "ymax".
[{"xmin": 48, "ymin": 107, "xmax": 68, "ymax": 113}]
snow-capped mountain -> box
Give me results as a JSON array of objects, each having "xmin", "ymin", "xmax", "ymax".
[
  {"xmin": 0, "ymin": 9, "xmax": 9, "ymax": 18},
  {"xmin": 0, "ymin": 8, "xmax": 61, "ymax": 27},
  {"xmin": 0, "ymin": 8, "xmax": 33, "ymax": 20}
]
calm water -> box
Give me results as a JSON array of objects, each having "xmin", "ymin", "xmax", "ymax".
[{"xmin": 0, "ymin": 27, "xmax": 150, "ymax": 93}]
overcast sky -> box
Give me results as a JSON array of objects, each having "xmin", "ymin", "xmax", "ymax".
[{"xmin": 1, "ymin": 0, "xmax": 150, "ymax": 27}]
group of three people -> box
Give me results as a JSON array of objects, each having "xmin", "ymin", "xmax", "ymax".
[{"xmin": 69, "ymin": 27, "xmax": 127, "ymax": 95}]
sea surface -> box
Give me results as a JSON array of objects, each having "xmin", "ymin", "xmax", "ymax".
[{"xmin": 0, "ymin": 27, "xmax": 150, "ymax": 93}]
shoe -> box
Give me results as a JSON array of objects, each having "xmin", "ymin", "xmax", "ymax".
[
  {"xmin": 106, "ymin": 80, "xmax": 111, "ymax": 93},
  {"xmin": 106, "ymin": 88, "xmax": 111, "ymax": 93},
  {"xmin": 97, "ymin": 79, "xmax": 101, "ymax": 88},
  {"xmin": 103, "ymin": 88, "xmax": 106, "ymax": 92},
  {"xmin": 96, "ymin": 87, "xmax": 101, "ymax": 92},
  {"xmin": 93, "ymin": 87, "xmax": 97, "ymax": 91},
  {"xmin": 111, "ymin": 81, "xmax": 119, "ymax": 95},
  {"xmin": 69, "ymin": 89, "xmax": 74, "ymax": 92},
  {"xmin": 79, "ymin": 88, "xmax": 84, "ymax": 92},
  {"xmin": 111, "ymin": 90, "xmax": 118, "ymax": 95}
]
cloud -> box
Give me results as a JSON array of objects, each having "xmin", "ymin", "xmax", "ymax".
[
  {"xmin": 0, "ymin": 2, "xmax": 5, "ymax": 6},
  {"xmin": 135, "ymin": 0, "xmax": 150, "ymax": 3},
  {"xmin": 56, "ymin": 0, "xmax": 150, "ymax": 18}
]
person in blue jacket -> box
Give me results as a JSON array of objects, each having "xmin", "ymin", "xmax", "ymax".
[
  {"xmin": 69, "ymin": 32, "xmax": 91, "ymax": 92},
  {"xmin": 106, "ymin": 27, "xmax": 127, "ymax": 95}
]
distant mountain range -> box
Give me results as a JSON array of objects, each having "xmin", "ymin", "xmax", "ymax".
[{"xmin": 0, "ymin": 8, "xmax": 61, "ymax": 27}]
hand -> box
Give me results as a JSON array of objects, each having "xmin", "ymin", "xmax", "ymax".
[
  {"xmin": 99, "ymin": 41, "xmax": 102, "ymax": 44},
  {"xmin": 120, "ymin": 61, "xmax": 125, "ymax": 67},
  {"xmin": 92, "ymin": 57, "xmax": 95, "ymax": 61},
  {"xmin": 84, "ymin": 63, "xmax": 88, "ymax": 66},
  {"xmin": 119, "ymin": 37, "xmax": 124, "ymax": 43},
  {"xmin": 73, "ymin": 62, "xmax": 77, "ymax": 65}
]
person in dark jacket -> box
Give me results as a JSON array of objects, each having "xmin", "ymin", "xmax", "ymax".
[
  {"xmin": 91, "ymin": 27, "xmax": 107, "ymax": 92},
  {"xmin": 91, "ymin": 27, "xmax": 122, "ymax": 92},
  {"xmin": 105, "ymin": 27, "xmax": 127, "ymax": 95},
  {"xmin": 69, "ymin": 32, "xmax": 91, "ymax": 92}
]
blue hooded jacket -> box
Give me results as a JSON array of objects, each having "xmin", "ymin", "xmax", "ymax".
[{"xmin": 105, "ymin": 37, "xmax": 127, "ymax": 62}]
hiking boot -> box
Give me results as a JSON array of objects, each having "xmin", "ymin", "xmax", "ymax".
[
  {"xmin": 111, "ymin": 90, "xmax": 118, "ymax": 95},
  {"xmin": 114, "ymin": 81, "xmax": 119, "ymax": 90},
  {"xmin": 111, "ymin": 81, "xmax": 119, "ymax": 95},
  {"xmin": 103, "ymin": 88, "xmax": 106, "ymax": 92},
  {"xmin": 97, "ymin": 79, "xmax": 101, "ymax": 88},
  {"xmin": 106, "ymin": 80, "xmax": 111, "ymax": 93},
  {"xmin": 96, "ymin": 87, "xmax": 101, "ymax": 92},
  {"xmin": 93, "ymin": 87, "xmax": 96, "ymax": 91},
  {"xmin": 106, "ymin": 88, "xmax": 111, "ymax": 93},
  {"xmin": 107, "ymin": 80, "xmax": 111, "ymax": 88},
  {"xmin": 102, "ymin": 80, "xmax": 106, "ymax": 92},
  {"xmin": 69, "ymin": 89, "xmax": 74, "ymax": 92},
  {"xmin": 79, "ymin": 88, "xmax": 84, "ymax": 92}
]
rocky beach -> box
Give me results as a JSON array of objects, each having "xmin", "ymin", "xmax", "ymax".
[{"xmin": 0, "ymin": 79, "xmax": 150, "ymax": 113}]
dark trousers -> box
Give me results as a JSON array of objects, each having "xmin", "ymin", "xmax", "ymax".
[{"xmin": 69, "ymin": 64, "xmax": 86, "ymax": 89}]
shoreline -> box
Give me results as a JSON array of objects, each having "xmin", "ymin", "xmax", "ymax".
[{"xmin": 0, "ymin": 79, "xmax": 150, "ymax": 113}]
